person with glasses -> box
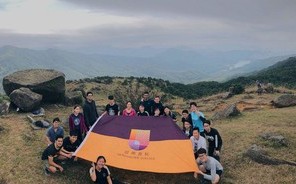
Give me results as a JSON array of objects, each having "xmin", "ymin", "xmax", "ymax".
[{"xmin": 194, "ymin": 148, "xmax": 223, "ymax": 184}]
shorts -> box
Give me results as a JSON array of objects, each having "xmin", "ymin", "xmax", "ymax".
[
  {"xmin": 206, "ymin": 169, "xmax": 223, "ymax": 177},
  {"xmin": 43, "ymin": 157, "xmax": 59, "ymax": 168}
]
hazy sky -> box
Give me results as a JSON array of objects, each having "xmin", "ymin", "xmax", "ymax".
[{"xmin": 0, "ymin": 0, "xmax": 295, "ymax": 53}]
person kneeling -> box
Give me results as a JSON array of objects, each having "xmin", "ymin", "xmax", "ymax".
[
  {"xmin": 90, "ymin": 156, "xmax": 112, "ymax": 184},
  {"xmin": 194, "ymin": 148, "xmax": 223, "ymax": 184},
  {"xmin": 61, "ymin": 131, "xmax": 81, "ymax": 161},
  {"xmin": 41, "ymin": 135, "xmax": 72, "ymax": 175}
]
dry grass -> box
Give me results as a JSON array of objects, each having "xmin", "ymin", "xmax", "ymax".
[{"xmin": 0, "ymin": 88, "xmax": 296, "ymax": 183}]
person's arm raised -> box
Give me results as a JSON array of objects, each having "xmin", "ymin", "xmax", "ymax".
[{"xmin": 89, "ymin": 163, "xmax": 96, "ymax": 182}]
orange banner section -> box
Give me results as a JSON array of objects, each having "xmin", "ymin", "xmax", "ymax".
[{"xmin": 75, "ymin": 132, "xmax": 199, "ymax": 173}]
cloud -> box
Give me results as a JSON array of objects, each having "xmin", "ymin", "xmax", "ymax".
[{"xmin": 0, "ymin": 0, "xmax": 296, "ymax": 53}]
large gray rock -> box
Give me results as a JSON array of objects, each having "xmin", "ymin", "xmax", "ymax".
[
  {"xmin": 64, "ymin": 91, "xmax": 84, "ymax": 106},
  {"xmin": 3, "ymin": 69, "xmax": 65, "ymax": 103},
  {"xmin": 244, "ymin": 144, "xmax": 296, "ymax": 166},
  {"xmin": 212, "ymin": 103, "xmax": 241, "ymax": 120},
  {"xmin": 272, "ymin": 94, "xmax": 296, "ymax": 108},
  {"xmin": 9, "ymin": 87, "xmax": 42, "ymax": 112},
  {"xmin": 0, "ymin": 101, "xmax": 10, "ymax": 114},
  {"xmin": 260, "ymin": 132, "xmax": 287, "ymax": 147}
]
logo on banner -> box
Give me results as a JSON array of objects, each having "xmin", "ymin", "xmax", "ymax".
[{"xmin": 128, "ymin": 129, "xmax": 150, "ymax": 151}]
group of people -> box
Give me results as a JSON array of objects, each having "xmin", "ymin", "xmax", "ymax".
[
  {"xmin": 41, "ymin": 91, "xmax": 224, "ymax": 184},
  {"xmin": 181, "ymin": 102, "xmax": 224, "ymax": 184}
]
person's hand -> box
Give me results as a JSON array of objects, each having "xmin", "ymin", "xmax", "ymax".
[
  {"xmin": 215, "ymin": 150, "xmax": 220, "ymax": 156},
  {"xmin": 73, "ymin": 156, "xmax": 78, "ymax": 162},
  {"xmin": 193, "ymin": 172, "xmax": 198, "ymax": 178},
  {"xmin": 91, "ymin": 162, "xmax": 95, "ymax": 169},
  {"xmin": 58, "ymin": 166, "xmax": 64, "ymax": 172},
  {"xmin": 67, "ymin": 153, "xmax": 72, "ymax": 158}
]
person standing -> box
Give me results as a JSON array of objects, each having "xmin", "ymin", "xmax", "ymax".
[
  {"xmin": 190, "ymin": 102, "xmax": 205, "ymax": 137},
  {"xmin": 139, "ymin": 92, "xmax": 154, "ymax": 115},
  {"xmin": 137, "ymin": 104, "xmax": 149, "ymax": 116},
  {"xmin": 122, "ymin": 101, "xmax": 137, "ymax": 117},
  {"xmin": 203, "ymin": 120, "xmax": 223, "ymax": 161},
  {"xmin": 151, "ymin": 96, "xmax": 164, "ymax": 116},
  {"xmin": 69, "ymin": 105, "xmax": 88, "ymax": 143},
  {"xmin": 163, "ymin": 106, "xmax": 177, "ymax": 122},
  {"xmin": 103, "ymin": 95, "xmax": 120, "ymax": 116},
  {"xmin": 83, "ymin": 92, "xmax": 99, "ymax": 128}
]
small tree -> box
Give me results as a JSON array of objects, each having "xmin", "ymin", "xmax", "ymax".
[{"xmin": 232, "ymin": 84, "xmax": 245, "ymax": 95}]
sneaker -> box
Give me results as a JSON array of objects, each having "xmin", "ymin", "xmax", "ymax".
[{"xmin": 44, "ymin": 167, "xmax": 50, "ymax": 176}]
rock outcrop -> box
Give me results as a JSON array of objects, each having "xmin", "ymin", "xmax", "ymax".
[
  {"xmin": 260, "ymin": 132, "xmax": 287, "ymax": 147},
  {"xmin": 3, "ymin": 69, "xmax": 65, "ymax": 103},
  {"xmin": 244, "ymin": 144, "xmax": 296, "ymax": 166},
  {"xmin": 212, "ymin": 103, "xmax": 241, "ymax": 120},
  {"xmin": 64, "ymin": 91, "xmax": 84, "ymax": 106},
  {"xmin": 0, "ymin": 101, "xmax": 10, "ymax": 115},
  {"xmin": 9, "ymin": 88, "xmax": 42, "ymax": 112},
  {"xmin": 272, "ymin": 94, "xmax": 296, "ymax": 108}
]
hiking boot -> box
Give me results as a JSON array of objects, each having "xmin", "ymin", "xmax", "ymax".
[{"xmin": 44, "ymin": 167, "xmax": 50, "ymax": 176}]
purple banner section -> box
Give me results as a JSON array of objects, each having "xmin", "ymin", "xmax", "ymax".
[{"xmin": 92, "ymin": 115, "xmax": 188, "ymax": 141}]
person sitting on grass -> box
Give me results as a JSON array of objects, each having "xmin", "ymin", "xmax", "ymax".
[
  {"xmin": 194, "ymin": 148, "xmax": 223, "ymax": 184},
  {"xmin": 203, "ymin": 119, "xmax": 223, "ymax": 162},
  {"xmin": 42, "ymin": 135, "xmax": 72, "ymax": 175},
  {"xmin": 61, "ymin": 131, "xmax": 81, "ymax": 161},
  {"xmin": 90, "ymin": 156, "xmax": 112, "ymax": 184},
  {"xmin": 45, "ymin": 117, "xmax": 64, "ymax": 145},
  {"xmin": 190, "ymin": 127, "xmax": 207, "ymax": 159}
]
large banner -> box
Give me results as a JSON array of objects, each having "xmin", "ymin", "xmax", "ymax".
[{"xmin": 74, "ymin": 115, "xmax": 198, "ymax": 173}]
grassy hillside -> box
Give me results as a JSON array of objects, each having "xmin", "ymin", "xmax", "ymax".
[
  {"xmin": 0, "ymin": 85, "xmax": 295, "ymax": 183},
  {"xmin": 67, "ymin": 56, "xmax": 296, "ymax": 102}
]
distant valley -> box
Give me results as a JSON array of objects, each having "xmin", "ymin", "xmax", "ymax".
[{"xmin": 0, "ymin": 45, "xmax": 295, "ymax": 94}]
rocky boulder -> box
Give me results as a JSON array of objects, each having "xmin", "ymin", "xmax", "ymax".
[
  {"xmin": 3, "ymin": 69, "xmax": 65, "ymax": 103},
  {"xmin": 272, "ymin": 94, "xmax": 296, "ymax": 108},
  {"xmin": 244, "ymin": 144, "xmax": 296, "ymax": 166},
  {"xmin": 64, "ymin": 91, "xmax": 84, "ymax": 106},
  {"xmin": 9, "ymin": 87, "xmax": 42, "ymax": 112},
  {"xmin": 0, "ymin": 101, "xmax": 10, "ymax": 115},
  {"xmin": 212, "ymin": 103, "xmax": 241, "ymax": 120},
  {"xmin": 260, "ymin": 132, "xmax": 287, "ymax": 147}
]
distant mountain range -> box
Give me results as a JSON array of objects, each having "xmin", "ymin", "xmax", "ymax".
[
  {"xmin": 66, "ymin": 56, "xmax": 296, "ymax": 101},
  {"xmin": 0, "ymin": 45, "xmax": 295, "ymax": 87}
]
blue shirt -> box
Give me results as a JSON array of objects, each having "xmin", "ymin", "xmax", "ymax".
[
  {"xmin": 190, "ymin": 111, "xmax": 205, "ymax": 132},
  {"xmin": 46, "ymin": 126, "xmax": 64, "ymax": 143}
]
